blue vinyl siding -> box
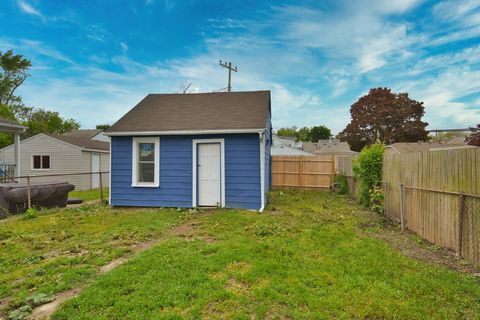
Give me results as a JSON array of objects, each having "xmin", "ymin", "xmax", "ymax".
[{"xmin": 110, "ymin": 134, "xmax": 261, "ymax": 209}]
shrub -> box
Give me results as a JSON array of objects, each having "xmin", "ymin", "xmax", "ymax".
[
  {"xmin": 336, "ymin": 174, "xmax": 349, "ymax": 195},
  {"xmin": 24, "ymin": 208, "xmax": 37, "ymax": 219},
  {"xmin": 370, "ymin": 188, "xmax": 384, "ymax": 214},
  {"xmin": 353, "ymin": 143, "xmax": 384, "ymax": 207}
]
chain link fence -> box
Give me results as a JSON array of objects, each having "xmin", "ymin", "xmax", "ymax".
[{"xmin": 0, "ymin": 171, "xmax": 109, "ymax": 219}]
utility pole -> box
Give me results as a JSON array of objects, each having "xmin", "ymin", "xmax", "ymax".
[{"xmin": 219, "ymin": 60, "xmax": 238, "ymax": 92}]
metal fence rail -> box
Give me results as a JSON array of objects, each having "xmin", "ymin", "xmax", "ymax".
[{"xmin": 0, "ymin": 171, "xmax": 109, "ymax": 219}]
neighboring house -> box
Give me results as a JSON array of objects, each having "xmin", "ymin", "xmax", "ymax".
[
  {"xmin": 303, "ymin": 139, "xmax": 358, "ymax": 174},
  {"xmin": 271, "ymin": 134, "xmax": 312, "ymax": 156},
  {"xmin": 273, "ymin": 134, "xmax": 303, "ymax": 149},
  {"xmin": 63, "ymin": 129, "xmax": 110, "ymax": 142},
  {"xmin": 384, "ymin": 141, "xmax": 476, "ymax": 157},
  {"xmin": 271, "ymin": 144, "xmax": 313, "ymax": 156},
  {"xmin": 104, "ymin": 91, "xmax": 272, "ymax": 211},
  {"xmin": 303, "ymin": 139, "xmax": 357, "ymax": 156},
  {"xmin": 0, "ymin": 132, "xmax": 109, "ymax": 190}
]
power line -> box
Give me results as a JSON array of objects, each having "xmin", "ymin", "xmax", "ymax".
[{"xmin": 219, "ymin": 60, "xmax": 238, "ymax": 92}]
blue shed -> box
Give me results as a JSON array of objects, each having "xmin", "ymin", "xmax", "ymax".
[{"xmin": 104, "ymin": 91, "xmax": 271, "ymax": 211}]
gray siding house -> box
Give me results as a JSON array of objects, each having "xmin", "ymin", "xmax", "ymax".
[{"xmin": 0, "ymin": 131, "xmax": 109, "ymax": 190}]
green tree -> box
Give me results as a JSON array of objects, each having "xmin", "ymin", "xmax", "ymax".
[
  {"xmin": 24, "ymin": 109, "xmax": 80, "ymax": 137},
  {"xmin": 309, "ymin": 125, "xmax": 332, "ymax": 142},
  {"xmin": 0, "ymin": 50, "xmax": 82, "ymax": 148},
  {"xmin": 96, "ymin": 124, "xmax": 111, "ymax": 130},
  {"xmin": 0, "ymin": 50, "xmax": 31, "ymax": 107},
  {"xmin": 276, "ymin": 126, "xmax": 297, "ymax": 138},
  {"xmin": 296, "ymin": 127, "xmax": 311, "ymax": 141},
  {"xmin": 0, "ymin": 104, "xmax": 17, "ymax": 147}
]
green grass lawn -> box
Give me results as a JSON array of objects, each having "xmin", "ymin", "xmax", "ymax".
[
  {"xmin": 48, "ymin": 191, "xmax": 480, "ymax": 319},
  {"xmin": 68, "ymin": 188, "xmax": 109, "ymax": 202},
  {"xmin": 0, "ymin": 204, "xmax": 184, "ymax": 317}
]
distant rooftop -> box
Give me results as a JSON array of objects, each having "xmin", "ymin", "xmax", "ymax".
[
  {"xmin": 386, "ymin": 141, "xmax": 475, "ymax": 154},
  {"xmin": 303, "ymin": 139, "xmax": 357, "ymax": 155},
  {"xmin": 52, "ymin": 134, "xmax": 109, "ymax": 151},
  {"xmin": 62, "ymin": 129, "xmax": 103, "ymax": 140}
]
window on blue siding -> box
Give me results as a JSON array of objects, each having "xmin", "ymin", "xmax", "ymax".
[
  {"xmin": 132, "ymin": 137, "xmax": 159, "ymax": 187},
  {"xmin": 138, "ymin": 143, "xmax": 154, "ymax": 182}
]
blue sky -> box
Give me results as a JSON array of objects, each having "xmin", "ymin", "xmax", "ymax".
[{"xmin": 1, "ymin": 0, "xmax": 480, "ymax": 133}]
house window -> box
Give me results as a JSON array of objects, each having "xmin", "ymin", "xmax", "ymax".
[
  {"xmin": 132, "ymin": 137, "xmax": 159, "ymax": 187},
  {"xmin": 32, "ymin": 155, "xmax": 50, "ymax": 170}
]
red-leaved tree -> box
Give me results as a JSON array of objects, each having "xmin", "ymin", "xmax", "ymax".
[
  {"xmin": 466, "ymin": 124, "xmax": 480, "ymax": 146},
  {"xmin": 338, "ymin": 88, "xmax": 429, "ymax": 151}
]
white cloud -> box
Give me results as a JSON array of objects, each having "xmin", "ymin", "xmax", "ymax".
[
  {"xmin": 396, "ymin": 67, "xmax": 480, "ymax": 128},
  {"xmin": 274, "ymin": 1, "xmax": 420, "ymax": 74},
  {"xmin": 17, "ymin": 0, "xmax": 45, "ymax": 20},
  {"xmin": 120, "ymin": 42, "xmax": 128, "ymax": 54}
]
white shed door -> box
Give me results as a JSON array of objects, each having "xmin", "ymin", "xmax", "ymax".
[
  {"xmin": 91, "ymin": 154, "xmax": 101, "ymax": 189},
  {"xmin": 197, "ymin": 143, "xmax": 221, "ymax": 206}
]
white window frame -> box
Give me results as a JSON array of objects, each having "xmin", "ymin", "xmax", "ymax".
[
  {"xmin": 31, "ymin": 154, "xmax": 51, "ymax": 171},
  {"xmin": 132, "ymin": 137, "xmax": 160, "ymax": 187},
  {"xmin": 192, "ymin": 138, "xmax": 225, "ymax": 207}
]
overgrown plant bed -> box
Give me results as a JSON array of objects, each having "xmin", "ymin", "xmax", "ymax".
[{"xmin": 51, "ymin": 191, "xmax": 480, "ymax": 319}]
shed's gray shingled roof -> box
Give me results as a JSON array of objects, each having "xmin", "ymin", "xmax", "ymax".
[{"xmin": 105, "ymin": 91, "xmax": 271, "ymax": 133}]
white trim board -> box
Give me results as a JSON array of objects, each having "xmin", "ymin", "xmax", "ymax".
[
  {"xmin": 108, "ymin": 136, "xmax": 112, "ymax": 205},
  {"xmin": 192, "ymin": 138, "xmax": 225, "ymax": 208},
  {"xmin": 131, "ymin": 137, "xmax": 160, "ymax": 188},
  {"xmin": 105, "ymin": 128, "xmax": 265, "ymax": 136},
  {"xmin": 259, "ymin": 132, "xmax": 265, "ymax": 212}
]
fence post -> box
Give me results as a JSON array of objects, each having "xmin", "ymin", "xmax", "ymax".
[
  {"xmin": 457, "ymin": 192, "xmax": 464, "ymax": 257},
  {"xmin": 26, "ymin": 176, "xmax": 31, "ymax": 209},
  {"xmin": 399, "ymin": 183, "xmax": 404, "ymax": 231},
  {"xmin": 331, "ymin": 155, "xmax": 335, "ymax": 187},
  {"xmin": 299, "ymin": 156, "xmax": 304, "ymax": 189},
  {"xmin": 352, "ymin": 176, "xmax": 356, "ymax": 201},
  {"xmin": 384, "ymin": 181, "xmax": 388, "ymax": 217},
  {"xmin": 99, "ymin": 172, "xmax": 104, "ymax": 204}
]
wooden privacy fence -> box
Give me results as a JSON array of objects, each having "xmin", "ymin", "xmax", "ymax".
[
  {"xmin": 272, "ymin": 155, "xmax": 334, "ymax": 190},
  {"xmin": 382, "ymin": 147, "xmax": 480, "ymax": 264},
  {"xmin": 336, "ymin": 155, "xmax": 358, "ymax": 198}
]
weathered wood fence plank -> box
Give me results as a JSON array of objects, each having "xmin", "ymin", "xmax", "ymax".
[
  {"xmin": 272, "ymin": 155, "xmax": 334, "ymax": 190},
  {"xmin": 383, "ymin": 148, "xmax": 480, "ymax": 264}
]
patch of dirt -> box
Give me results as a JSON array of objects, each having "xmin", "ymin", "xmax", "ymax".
[
  {"xmin": 99, "ymin": 257, "xmax": 129, "ymax": 274},
  {"xmin": 170, "ymin": 222, "xmax": 217, "ymax": 243},
  {"xmin": 268, "ymin": 209, "xmax": 283, "ymax": 216},
  {"xmin": 225, "ymin": 261, "xmax": 252, "ymax": 275},
  {"xmin": 225, "ymin": 278, "xmax": 250, "ymax": 295},
  {"xmin": 0, "ymin": 298, "xmax": 10, "ymax": 315},
  {"xmin": 29, "ymin": 288, "xmax": 82, "ymax": 320},
  {"xmin": 360, "ymin": 218, "xmax": 480, "ymax": 274},
  {"xmin": 42, "ymin": 249, "xmax": 61, "ymax": 259},
  {"xmin": 171, "ymin": 223, "xmax": 196, "ymax": 236}
]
